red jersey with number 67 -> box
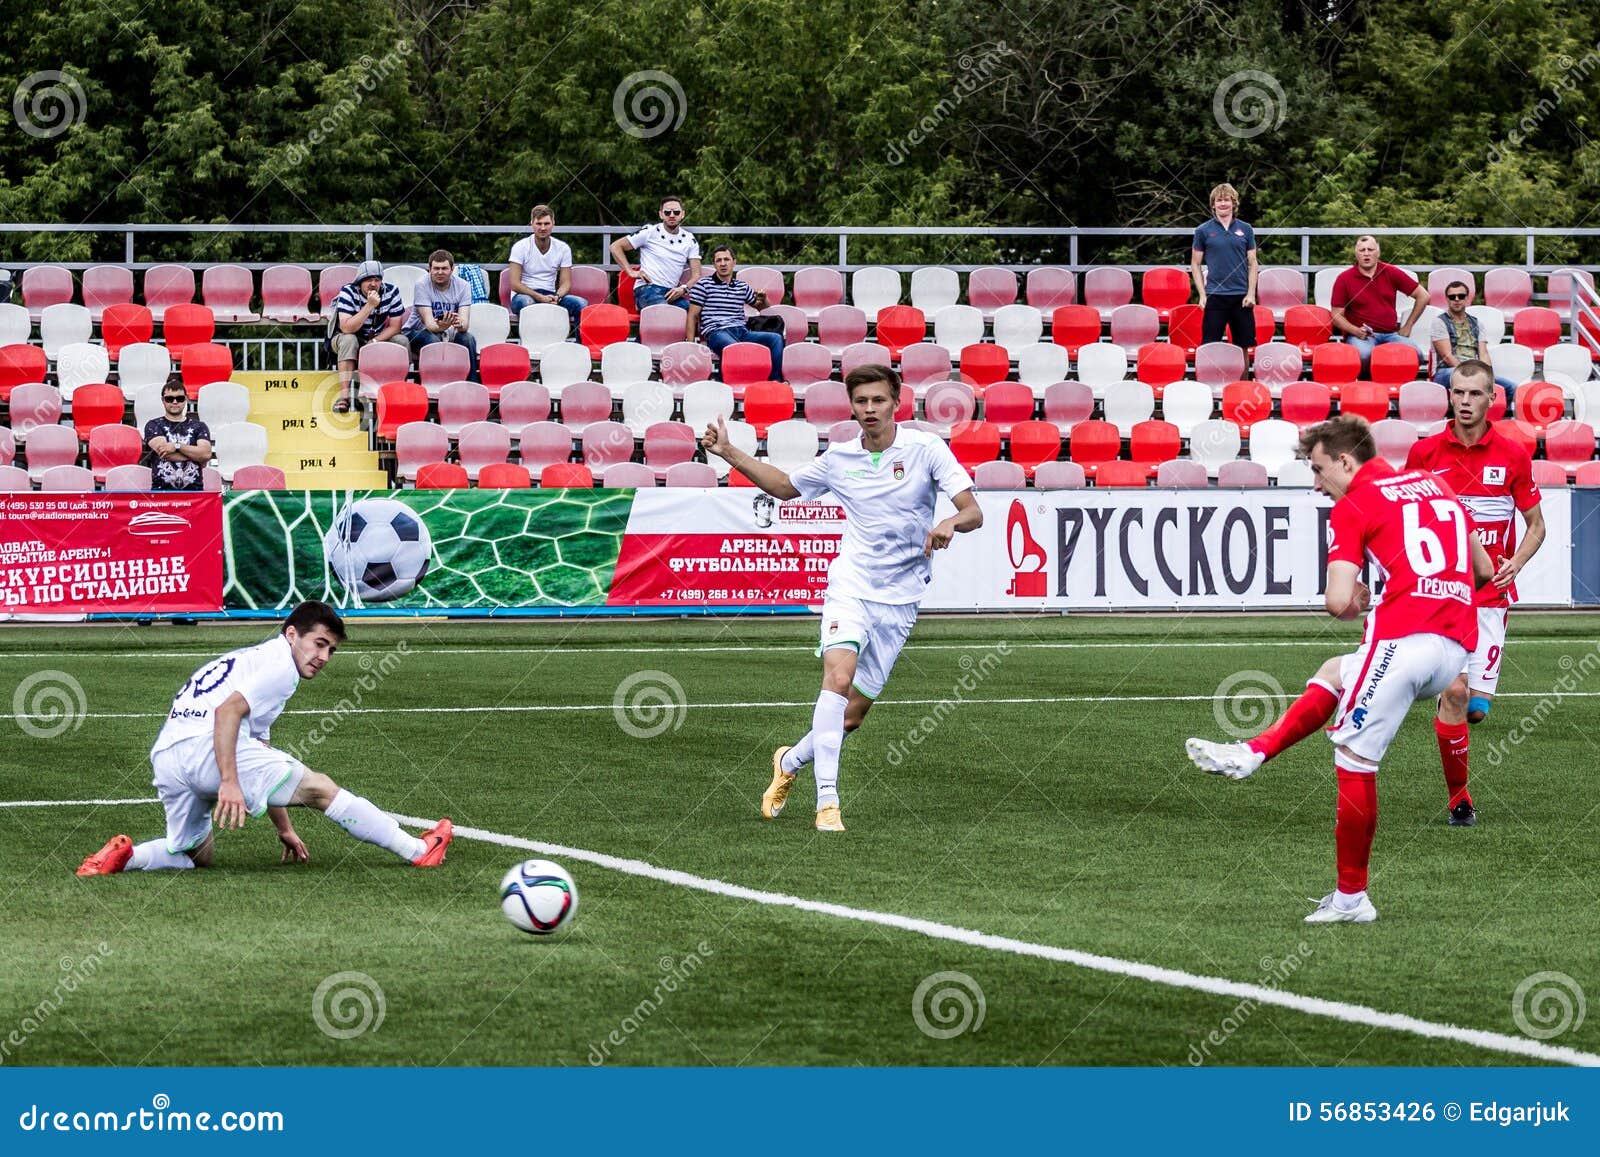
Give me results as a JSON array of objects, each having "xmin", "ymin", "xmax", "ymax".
[
  {"xmin": 1328, "ymin": 459, "xmax": 1479, "ymax": 652},
  {"xmin": 1405, "ymin": 423, "xmax": 1539, "ymax": 608}
]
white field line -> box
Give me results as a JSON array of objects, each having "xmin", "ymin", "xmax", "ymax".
[
  {"xmin": 6, "ymin": 689, "xmax": 1600, "ymax": 724},
  {"xmin": 4, "ymin": 796, "xmax": 1594, "ymax": 1068}
]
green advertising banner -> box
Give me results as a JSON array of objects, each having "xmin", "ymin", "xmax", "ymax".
[{"xmin": 224, "ymin": 489, "xmax": 633, "ymax": 611}]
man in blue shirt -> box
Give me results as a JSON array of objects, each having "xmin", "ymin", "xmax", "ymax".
[
  {"xmin": 1189, "ymin": 183, "xmax": 1259, "ymax": 350},
  {"xmin": 686, "ymin": 245, "xmax": 783, "ymax": 380}
]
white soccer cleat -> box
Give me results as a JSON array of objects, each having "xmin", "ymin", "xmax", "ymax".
[
  {"xmin": 1304, "ymin": 891, "xmax": 1379, "ymax": 924},
  {"xmin": 1185, "ymin": 737, "xmax": 1264, "ymax": 780}
]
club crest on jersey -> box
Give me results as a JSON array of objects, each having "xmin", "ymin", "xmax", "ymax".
[
  {"xmin": 892, "ymin": 460, "xmax": 905, "ymax": 480},
  {"xmin": 828, "ymin": 620, "xmax": 840, "ymax": 634},
  {"xmin": 1483, "ymin": 466, "xmax": 1506, "ymax": 485}
]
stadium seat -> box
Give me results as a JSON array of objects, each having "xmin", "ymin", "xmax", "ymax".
[
  {"xmin": 1050, "ymin": 305, "xmax": 1103, "ymax": 358},
  {"xmin": 0, "ymin": 302, "xmax": 30, "ymax": 346},
  {"xmin": 741, "ymin": 380, "xmax": 796, "ymax": 436},
  {"xmin": 1546, "ymin": 268, "xmax": 1594, "ymax": 314},
  {"xmin": 1281, "ymin": 382, "xmax": 1333, "ymax": 428},
  {"xmin": 540, "ymin": 462, "xmax": 594, "ymax": 488},
  {"xmin": 950, "ymin": 420, "xmax": 1001, "ymax": 474},
  {"xmin": 968, "ymin": 267, "xmax": 1019, "ymax": 316},
  {"xmin": 683, "ymin": 380, "xmax": 736, "ymax": 431},
  {"xmin": 1545, "ymin": 342, "xmax": 1594, "ymax": 385},
  {"xmin": 1257, "ymin": 267, "xmax": 1306, "ymax": 320},
  {"xmin": 438, "ymin": 381, "xmax": 491, "ymax": 440},
  {"xmin": 815, "ymin": 305, "xmax": 868, "ymax": 357},
  {"xmin": 1515, "ymin": 381, "xmax": 1567, "ymax": 433},
  {"xmin": 99, "ymin": 303, "xmax": 153, "ymax": 361},
  {"xmin": 467, "ymin": 303, "xmax": 511, "ymax": 348},
  {"xmin": 8, "ymin": 383, "xmax": 62, "ymax": 441},
  {"xmin": 719, "ymin": 342, "xmax": 773, "ymax": 390},
  {"xmin": 418, "ymin": 342, "xmax": 472, "ymax": 395},
  {"xmin": 958, "ymin": 343, "xmax": 1010, "ymax": 390},
  {"xmin": 1489, "ymin": 342, "xmax": 1536, "ymax": 389},
  {"xmin": 1167, "ymin": 303, "xmax": 1203, "ymax": 357},
  {"xmin": 1246, "ymin": 419, "xmax": 1299, "ymax": 476},
  {"xmin": 1217, "ymin": 460, "xmax": 1269, "ymax": 488},
  {"xmin": 180, "ymin": 343, "xmax": 233, "ymax": 397},
  {"xmin": 897, "ymin": 342, "xmax": 951, "ymax": 388},
  {"xmin": 910, "ymin": 267, "xmax": 961, "ymax": 313},
  {"xmin": 596, "ymin": 461, "xmax": 652, "ymax": 488},
  {"xmin": 1338, "ymin": 381, "xmax": 1390, "ymax": 424},
  {"xmin": 1229, "ymin": 306, "xmax": 1277, "ymax": 347},
  {"xmin": 801, "ymin": 381, "xmax": 851, "ymax": 428},
  {"xmin": 1283, "ymin": 305, "xmax": 1333, "ymax": 353},
  {"xmin": 620, "ymin": 380, "xmax": 675, "ymax": 436},
  {"xmin": 933, "ymin": 305, "xmax": 985, "ymax": 352},
  {"xmin": 1160, "ymin": 379, "xmax": 1214, "ymax": 436},
  {"xmin": 1026, "ymin": 267, "xmax": 1076, "ymax": 311},
  {"xmin": 1135, "ymin": 343, "xmax": 1186, "ymax": 392},
  {"xmin": 396, "ymin": 421, "xmax": 450, "ymax": 482},
  {"xmin": 39, "ymin": 303, "xmax": 92, "ymax": 360},
  {"xmin": 1310, "ymin": 342, "xmax": 1361, "ymax": 387},
  {"xmin": 518, "ymin": 303, "xmax": 572, "ymax": 352},
  {"xmin": 356, "ymin": 341, "xmax": 409, "ymax": 403},
  {"xmin": 1103, "ymin": 381, "xmax": 1154, "ymax": 436},
  {"xmin": 923, "ymin": 381, "xmax": 977, "ymax": 436},
  {"xmin": 876, "ymin": 305, "xmax": 928, "ymax": 360},
  {"xmin": 1397, "ymin": 382, "xmax": 1448, "ymax": 435},
  {"xmin": 477, "ymin": 462, "xmax": 533, "ymax": 489},
  {"xmin": 231, "ymin": 464, "xmax": 287, "ymax": 491},
  {"xmin": 103, "ymin": 463, "xmax": 153, "ymax": 490},
  {"xmin": 201, "ymin": 265, "xmax": 259, "ymax": 322},
  {"xmin": 566, "ymin": 266, "xmax": 610, "ymax": 309},
  {"xmin": 131, "ymin": 384, "xmax": 165, "ymax": 431},
  {"xmin": 641, "ymin": 422, "xmax": 697, "ymax": 479},
  {"xmin": 480, "ymin": 343, "xmax": 533, "ymax": 391},
  {"xmin": 1494, "ymin": 419, "xmax": 1538, "ymax": 458},
  {"xmin": 1513, "ymin": 307, "xmax": 1563, "ymax": 356},
  {"xmin": 1156, "ymin": 459, "xmax": 1208, "ymax": 488},
  {"xmin": 1221, "ymin": 381, "xmax": 1272, "ymax": 436},
  {"xmin": 792, "ymin": 267, "xmax": 844, "ymax": 319},
  {"xmin": 973, "ymin": 460, "xmax": 1026, "ymax": 489},
  {"xmin": 143, "ymin": 265, "xmax": 195, "ymax": 319},
  {"xmin": 850, "ymin": 267, "xmax": 902, "ymax": 321},
  {"xmin": 1084, "ymin": 267, "xmax": 1134, "ymax": 321},
  {"xmin": 513, "ymin": 421, "xmax": 574, "ymax": 474},
  {"xmin": 1575, "ymin": 460, "xmax": 1600, "ymax": 486},
  {"xmin": 1425, "ymin": 267, "xmax": 1476, "ymax": 309},
  {"xmin": 601, "ymin": 342, "xmax": 654, "ymax": 396},
  {"xmin": 1016, "ymin": 343, "xmax": 1069, "ymax": 395},
  {"xmin": 1129, "ymin": 419, "xmax": 1180, "ymax": 472},
  {"xmin": 161, "ymin": 302, "xmax": 216, "ymax": 355},
  {"xmin": 70, "ymin": 383, "xmax": 126, "ymax": 439},
  {"xmin": 538, "ymin": 342, "xmax": 593, "ymax": 397},
  {"xmin": 1095, "ymin": 459, "xmax": 1148, "ymax": 488},
  {"xmin": 21, "ymin": 266, "xmax": 73, "ymax": 321},
  {"xmin": 1042, "ymin": 381, "xmax": 1094, "ymax": 433},
  {"xmin": 383, "ymin": 266, "xmax": 427, "ymax": 311},
  {"xmin": 82, "ymin": 265, "xmax": 134, "ymax": 321},
  {"xmin": 1108, "ymin": 304, "xmax": 1159, "ymax": 354},
  {"xmin": 1068, "ymin": 419, "xmax": 1121, "ymax": 477},
  {"xmin": 993, "ymin": 305, "xmax": 1046, "ymax": 359},
  {"xmin": 663, "ymin": 461, "xmax": 717, "ymax": 487},
  {"xmin": 1252, "ymin": 341, "xmax": 1304, "ymax": 392},
  {"xmin": 1542, "ymin": 420, "xmax": 1595, "ymax": 475},
  {"xmin": 766, "ymin": 420, "xmax": 820, "ymax": 472},
  {"xmin": 211, "ymin": 421, "xmax": 267, "ymax": 482},
  {"xmin": 840, "ymin": 342, "xmax": 892, "ymax": 378},
  {"xmin": 415, "ymin": 461, "xmax": 469, "ymax": 489},
  {"xmin": 740, "ymin": 266, "xmax": 785, "ymax": 307},
  {"xmin": 1188, "ymin": 418, "xmax": 1242, "ymax": 476},
  {"xmin": 87, "ymin": 422, "xmax": 142, "ymax": 481},
  {"xmin": 26, "ymin": 424, "xmax": 79, "ymax": 481},
  {"xmin": 778, "ymin": 342, "xmax": 831, "ymax": 388},
  {"xmin": 1273, "ymin": 458, "xmax": 1312, "ymax": 487},
  {"xmin": 39, "ymin": 463, "xmax": 95, "ymax": 491},
  {"xmin": 1140, "ymin": 266, "xmax": 1189, "ymax": 318},
  {"xmin": 1464, "ymin": 304, "xmax": 1506, "ymax": 345},
  {"xmin": 0, "ymin": 424, "xmax": 11, "ymax": 463},
  {"xmin": 1371, "ymin": 418, "xmax": 1419, "ymax": 467},
  {"xmin": 1192, "ymin": 342, "xmax": 1247, "ymax": 391},
  {"xmin": 1484, "ymin": 267, "xmax": 1533, "ymax": 318},
  {"xmin": 317, "ymin": 265, "xmax": 357, "ymax": 318},
  {"xmin": 982, "ymin": 382, "xmax": 1034, "ymax": 436},
  {"xmin": 202, "ymin": 466, "xmax": 223, "ymax": 492},
  {"xmin": 56, "ymin": 343, "xmax": 111, "ymax": 403},
  {"xmin": 1008, "ymin": 421, "xmax": 1062, "ymax": 477},
  {"xmin": 498, "ymin": 380, "xmax": 552, "ymax": 430},
  {"xmin": 457, "ymin": 420, "xmax": 512, "ymax": 480},
  {"xmin": 631, "ymin": 304, "xmax": 682, "ymax": 357},
  {"xmin": 1528, "ymin": 459, "xmax": 1567, "ymax": 487},
  {"xmin": 759, "ymin": 304, "xmax": 808, "ymax": 347},
  {"xmin": 1370, "ymin": 342, "xmax": 1421, "ymax": 391},
  {"xmin": 579, "ymin": 304, "xmax": 631, "ymax": 358},
  {"xmin": 706, "ymin": 419, "xmax": 759, "ymax": 478},
  {"xmin": 116, "ymin": 342, "xmax": 171, "ymax": 400},
  {"xmin": 1034, "ymin": 460, "xmax": 1086, "ymax": 489},
  {"xmin": 1076, "ymin": 343, "xmax": 1129, "ymax": 397},
  {"xmin": 261, "ymin": 265, "xmax": 315, "ymax": 323},
  {"xmin": 557, "ymin": 381, "xmax": 613, "ymax": 434}
]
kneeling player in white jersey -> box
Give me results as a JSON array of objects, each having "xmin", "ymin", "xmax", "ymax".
[
  {"xmin": 1185, "ymin": 417, "xmax": 1492, "ymax": 922},
  {"xmin": 77, "ymin": 601, "xmax": 453, "ymax": 876},
  {"xmin": 701, "ymin": 364, "xmax": 981, "ymax": 831}
]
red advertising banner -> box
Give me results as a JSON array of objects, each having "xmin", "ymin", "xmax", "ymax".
[{"xmin": 0, "ymin": 492, "xmax": 224, "ymax": 613}]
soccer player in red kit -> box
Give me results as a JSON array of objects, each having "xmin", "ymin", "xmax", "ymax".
[
  {"xmin": 1186, "ymin": 416, "xmax": 1492, "ymax": 923},
  {"xmin": 1405, "ymin": 360, "xmax": 1545, "ymax": 826}
]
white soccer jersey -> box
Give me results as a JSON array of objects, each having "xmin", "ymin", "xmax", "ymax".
[
  {"xmin": 788, "ymin": 426, "xmax": 973, "ymax": 605},
  {"xmin": 150, "ymin": 635, "xmax": 301, "ymax": 756},
  {"xmin": 508, "ymin": 235, "xmax": 573, "ymax": 294},
  {"xmin": 627, "ymin": 223, "xmax": 700, "ymax": 288}
]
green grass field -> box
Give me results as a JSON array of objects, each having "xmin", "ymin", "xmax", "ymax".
[{"xmin": 2, "ymin": 612, "xmax": 1597, "ymax": 1067}]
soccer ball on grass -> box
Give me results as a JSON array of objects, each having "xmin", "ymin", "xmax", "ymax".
[{"xmin": 500, "ymin": 859, "xmax": 578, "ymax": 935}]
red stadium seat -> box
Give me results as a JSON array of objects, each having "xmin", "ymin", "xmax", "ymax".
[
  {"xmin": 1512, "ymin": 306, "xmax": 1563, "ymax": 356},
  {"xmin": 1221, "ymin": 381, "xmax": 1272, "ymax": 436},
  {"xmin": 1280, "ymin": 382, "xmax": 1333, "ymax": 428},
  {"xmin": 395, "ymin": 423, "xmax": 449, "ymax": 482},
  {"xmin": 415, "ymin": 461, "xmax": 470, "ymax": 489},
  {"xmin": 1025, "ymin": 267, "xmax": 1076, "ymax": 311},
  {"xmin": 318, "ymin": 265, "xmax": 357, "ymax": 317},
  {"xmin": 1494, "ymin": 419, "xmax": 1538, "ymax": 458},
  {"xmin": 497, "ymin": 381, "xmax": 551, "ymax": 429},
  {"xmin": 418, "ymin": 342, "xmax": 472, "ymax": 393},
  {"xmin": 643, "ymin": 422, "xmax": 697, "ymax": 479},
  {"xmin": 719, "ymin": 342, "xmax": 772, "ymax": 388},
  {"xmin": 638, "ymin": 304, "xmax": 686, "ymax": 355},
  {"xmin": 143, "ymin": 264, "xmax": 195, "ymax": 318},
  {"xmin": 1514, "ymin": 381, "xmax": 1566, "ymax": 433},
  {"xmin": 8, "ymin": 383, "xmax": 62, "ymax": 440},
  {"xmin": 540, "ymin": 462, "xmax": 595, "ymax": 488},
  {"xmin": 569, "ymin": 266, "xmax": 611, "ymax": 309},
  {"xmin": 1068, "ymin": 418, "xmax": 1121, "ymax": 477},
  {"xmin": 1129, "ymin": 419, "xmax": 1180, "ymax": 472},
  {"xmin": 967, "ymin": 267, "xmax": 1018, "ymax": 314},
  {"xmin": 581, "ymin": 420, "xmax": 635, "ymax": 472},
  {"xmin": 1140, "ymin": 266, "xmax": 1190, "ymax": 318},
  {"xmin": 1167, "ymin": 303, "xmax": 1203, "ymax": 357},
  {"xmin": 579, "ymin": 304, "xmax": 632, "ymax": 358},
  {"xmin": 1135, "ymin": 343, "xmax": 1186, "ymax": 392},
  {"xmin": 1576, "ymin": 461, "xmax": 1600, "ymax": 486},
  {"xmin": 1095, "ymin": 459, "xmax": 1148, "ymax": 488},
  {"xmin": 457, "ymin": 420, "xmax": 512, "ymax": 480},
  {"xmin": 82, "ymin": 265, "xmax": 134, "ymax": 321},
  {"xmin": 39, "ymin": 464, "xmax": 95, "ymax": 491},
  {"xmin": 792, "ymin": 267, "xmax": 844, "ymax": 318},
  {"xmin": 202, "ymin": 264, "xmax": 259, "ymax": 322},
  {"xmin": 1310, "ymin": 342, "xmax": 1361, "ymax": 387},
  {"xmin": 1484, "ymin": 268, "xmax": 1533, "ymax": 317},
  {"xmin": 1252, "ymin": 341, "xmax": 1303, "ymax": 390},
  {"xmin": 261, "ymin": 265, "xmax": 315, "ymax": 323},
  {"xmin": 958, "ymin": 343, "xmax": 1010, "ymax": 390},
  {"xmin": 616, "ymin": 269, "xmax": 640, "ymax": 320},
  {"xmin": 100, "ymin": 303, "xmax": 153, "ymax": 360},
  {"xmin": 781, "ymin": 342, "xmax": 834, "ymax": 388},
  {"xmin": 1083, "ymin": 267, "xmax": 1134, "ymax": 319},
  {"xmin": 0, "ymin": 343, "xmax": 49, "ymax": 401},
  {"xmin": 1531, "ymin": 459, "xmax": 1568, "ymax": 487},
  {"xmin": 232, "ymin": 464, "xmax": 288, "ymax": 490},
  {"xmin": 874, "ymin": 305, "xmax": 926, "ymax": 359},
  {"xmin": 376, "ymin": 381, "xmax": 429, "ymax": 441},
  {"xmin": 817, "ymin": 305, "xmax": 868, "ymax": 355},
  {"xmin": 1050, "ymin": 305, "xmax": 1102, "ymax": 358},
  {"xmin": 26, "ymin": 424, "xmax": 80, "ymax": 482},
  {"xmin": 899, "ymin": 342, "xmax": 952, "ymax": 388},
  {"xmin": 1339, "ymin": 381, "xmax": 1391, "ymax": 425},
  {"xmin": 21, "ymin": 266, "xmax": 73, "ymax": 319},
  {"xmin": 70, "ymin": 383, "xmax": 126, "ymax": 440},
  {"xmin": 1194, "ymin": 341, "xmax": 1246, "ymax": 389},
  {"xmin": 179, "ymin": 343, "xmax": 233, "ymax": 397},
  {"xmin": 162, "ymin": 303, "xmax": 216, "ymax": 354},
  {"xmin": 949, "ymin": 420, "xmax": 1001, "ymax": 474},
  {"xmin": 1543, "ymin": 420, "xmax": 1596, "ymax": 475},
  {"xmin": 981, "ymin": 382, "xmax": 1034, "ymax": 436},
  {"xmin": 741, "ymin": 266, "xmax": 785, "ymax": 307},
  {"xmin": 1369, "ymin": 343, "xmax": 1420, "ymax": 390},
  {"xmin": 1283, "ymin": 305, "xmax": 1333, "ymax": 353},
  {"xmin": 1007, "ymin": 421, "xmax": 1061, "ymax": 477},
  {"xmin": 801, "ymin": 381, "xmax": 852, "ymax": 428},
  {"xmin": 87, "ymin": 422, "xmax": 142, "ymax": 481},
  {"xmin": 840, "ymin": 342, "xmax": 892, "ymax": 378},
  {"xmin": 1218, "ymin": 460, "xmax": 1270, "ymax": 488},
  {"xmin": 1108, "ymin": 304, "xmax": 1160, "ymax": 354},
  {"xmin": 478, "ymin": 462, "xmax": 533, "ymax": 489},
  {"xmin": 356, "ymin": 341, "xmax": 411, "ymax": 403},
  {"xmin": 1042, "ymin": 381, "xmax": 1094, "ymax": 432},
  {"xmin": 479, "ymin": 343, "xmax": 532, "ymax": 391},
  {"xmin": 741, "ymin": 380, "xmax": 796, "ymax": 436}
]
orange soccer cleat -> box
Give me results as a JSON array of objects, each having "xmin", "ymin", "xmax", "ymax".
[
  {"xmin": 76, "ymin": 834, "xmax": 134, "ymax": 877},
  {"xmin": 411, "ymin": 818, "xmax": 454, "ymax": 867}
]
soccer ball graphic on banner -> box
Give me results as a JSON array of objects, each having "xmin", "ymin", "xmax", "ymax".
[
  {"xmin": 499, "ymin": 859, "xmax": 578, "ymax": 935},
  {"xmin": 323, "ymin": 498, "xmax": 433, "ymax": 602}
]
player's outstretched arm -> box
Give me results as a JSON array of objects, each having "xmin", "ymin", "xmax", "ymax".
[
  {"xmin": 924, "ymin": 489, "xmax": 983, "ymax": 555},
  {"xmin": 699, "ymin": 416, "xmax": 800, "ymax": 499},
  {"xmin": 211, "ymin": 692, "xmax": 251, "ymax": 830},
  {"xmin": 268, "ymin": 807, "xmax": 309, "ymax": 863},
  {"xmin": 1323, "ymin": 560, "xmax": 1369, "ymax": 621}
]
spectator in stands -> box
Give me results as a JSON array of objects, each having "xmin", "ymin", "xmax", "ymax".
[
  {"xmin": 610, "ymin": 196, "xmax": 702, "ymax": 310},
  {"xmin": 406, "ymin": 250, "xmax": 479, "ymax": 382},
  {"xmin": 1430, "ymin": 281, "xmax": 1518, "ymax": 400},
  {"xmin": 508, "ymin": 204, "xmax": 587, "ymax": 337},
  {"xmin": 329, "ymin": 260, "xmax": 407, "ymax": 412},
  {"xmin": 1331, "ymin": 235, "xmax": 1429, "ymax": 377},
  {"xmin": 143, "ymin": 374, "xmax": 213, "ymax": 491},
  {"xmin": 687, "ymin": 244, "xmax": 782, "ymax": 379},
  {"xmin": 1190, "ymin": 183, "xmax": 1258, "ymax": 350}
]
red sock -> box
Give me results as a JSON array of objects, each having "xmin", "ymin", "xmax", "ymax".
[
  {"xmin": 1335, "ymin": 768, "xmax": 1378, "ymax": 895},
  {"xmin": 1248, "ymin": 681, "xmax": 1339, "ymax": 760},
  {"xmin": 1435, "ymin": 718, "xmax": 1471, "ymax": 808}
]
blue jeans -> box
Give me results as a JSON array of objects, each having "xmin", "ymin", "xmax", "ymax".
[
  {"xmin": 407, "ymin": 329, "xmax": 479, "ymax": 382},
  {"xmin": 704, "ymin": 326, "xmax": 784, "ymax": 381},
  {"xmin": 511, "ymin": 292, "xmax": 587, "ymax": 336},
  {"xmin": 1433, "ymin": 366, "xmax": 1517, "ymax": 403},
  {"xmin": 633, "ymin": 283, "xmax": 688, "ymax": 311},
  {"xmin": 1344, "ymin": 330, "xmax": 1411, "ymax": 377}
]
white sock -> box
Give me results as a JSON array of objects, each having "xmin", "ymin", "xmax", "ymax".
[
  {"xmin": 811, "ymin": 690, "xmax": 848, "ymax": 808},
  {"xmin": 1333, "ymin": 889, "xmax": 1368, "ymax": 910},
  {"xmin": 128, "ymin": 839, "xmax": 194, "ymax": 871},
  {"xmin": 781, "ymin": 732, "xmax": 815, "ymax": 774},
  {"xmin": 325, "ymin": 789, "xmax": 425, "ymax": 861}
]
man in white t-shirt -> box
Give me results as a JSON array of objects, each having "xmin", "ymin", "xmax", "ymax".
[
  {"xmin": 700, "ymin": 365, "xmax": 983, "ymax": 831},
  {"xmin": 609, "ymin": 195, "xmax": 702, "ymax": 311},
  {"xmin": 77, "ymin": 601, "xmax": 453, "ymax": 876},
  {"xmin": 509, "ymin": 204, "xmax": 588, "ymax": 337}
]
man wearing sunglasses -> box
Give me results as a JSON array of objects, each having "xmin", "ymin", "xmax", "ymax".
[
  {"xmin": 610, "ymin": 196, "xmax": 702, "ymax": 310},
  {"xmin": 1429, "ymin": 281, "xmax": 1519, "ymax": 400},
  {"xmin": 142, "ymin": 376, "xmax": 213, "ymax": 491}
]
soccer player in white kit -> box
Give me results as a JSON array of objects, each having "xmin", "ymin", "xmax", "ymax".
[
  {"xmin": 700, "ymin": 365, "xmax": 982, "ymax": 831},
  {"xmin": 77, "ymin": 601, "xmax": 453, "ymax": 876}
]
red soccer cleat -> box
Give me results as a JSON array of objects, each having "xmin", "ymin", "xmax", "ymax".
[
  {"xmin": 76, "ymin": 834, "xmax": 134, "ymax": 877},
  {"xmin": 411, "ymin": 818, "xmax": 453, "ymax": 867}
]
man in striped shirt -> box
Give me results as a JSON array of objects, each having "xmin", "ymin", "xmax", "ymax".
[
  {"xmin": 686, "ymin": 244, "xmax": 783, "ymax": 380},
  {"xmin": 329, "ymin": 260, "xmax": 408, "ymax": 412}
]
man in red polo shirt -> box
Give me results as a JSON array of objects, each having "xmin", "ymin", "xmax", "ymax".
[
  {"xmin": 1406, "ymin": 360, "xmax": 1545, "ymax": 826},
  {"xmin": 1187, "ymin": 416, "xmax": 1492, "ymax": 923},
  {"xmin": 1330, "ymin": 235, "xmax": 1430, "ymax": 378}
]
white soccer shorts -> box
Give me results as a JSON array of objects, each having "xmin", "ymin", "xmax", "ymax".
[
  {"xmin": 1327, "ymin": 633, "xmax": 1468, "ymax": 766},
  {"xmin": 149, "ymin": 735, "xmax": 309, "ymax": 854},
  {"xmin": 817, "ymin": 595, "xmax": 920, "ymax": 700},
  {"xmin": 1462, "ymin": 606, "xmax": 1509, "ymax": 696}
]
